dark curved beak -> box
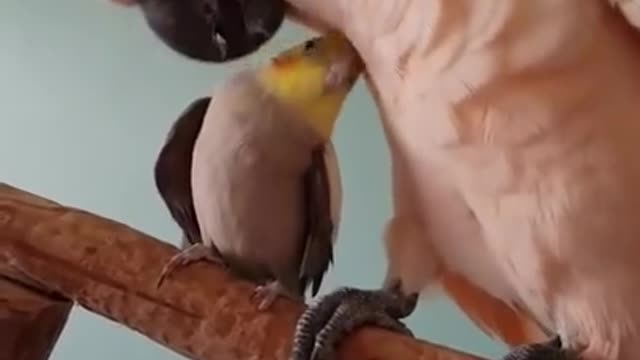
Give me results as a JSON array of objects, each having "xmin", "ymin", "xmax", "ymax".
[{"xmin": 138, "ymin": 0, "xmax": 286, "ymax": 62}]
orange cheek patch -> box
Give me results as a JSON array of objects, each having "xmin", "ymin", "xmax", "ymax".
[{"xmin": 271, "ymin": 56, "xmax": 299, "ymax": 70}]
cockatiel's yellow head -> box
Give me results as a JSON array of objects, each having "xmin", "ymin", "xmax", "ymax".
[{"xmin": 258, "ymin": 31, "xmax": 363, "ymax": 140}]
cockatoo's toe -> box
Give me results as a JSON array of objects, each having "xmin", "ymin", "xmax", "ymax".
[
  {"xmin": 502, "ymin": 336, "xmax": 579, "ymax": 360},
  {"xmin": 289, "ymin": 284, "xmax": 418, "ymax": 360}
]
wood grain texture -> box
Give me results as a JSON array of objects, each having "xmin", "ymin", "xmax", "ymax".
[{"xmin": 0, "ymin": 182, "xmax": 486, "ymax": 360}]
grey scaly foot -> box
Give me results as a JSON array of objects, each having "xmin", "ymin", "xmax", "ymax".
[
  {"xmin": 290, "ymin": 281, "xmax": 418, "ymax": 360},
  {"xmin": 156, "ymin": 243, "xmax": 225, "ymax": 288},
  {"xmin": 251, "ymin": 280, "xmax": 300, "ymax": 311},
  {"xmin": 502, "ymin": 336, "xmax": 579, "ymax": 360}
]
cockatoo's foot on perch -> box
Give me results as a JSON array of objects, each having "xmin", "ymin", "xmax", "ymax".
[
  {"xmin": 251, "ymin": 280, "xmax": 298, "ymax": 311},
  {"xmin": 502, "ymin": 336, "xmax": 578, "ymax": 360},
  {"xmin": 289, "ymin": 281, "xmax": 418, "ymax": 360},
  {"xmin": 156, "ymin": 243, "xmax": 226, "ymax": 288}
]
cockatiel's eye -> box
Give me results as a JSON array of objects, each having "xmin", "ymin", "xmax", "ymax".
[
  {"xmin": 303, "ymin": 39, "xmax": 317, "ymax": 54},
  {"xmin": 304, "ymin": 40, "xmax": 315, "ymax": 51}
]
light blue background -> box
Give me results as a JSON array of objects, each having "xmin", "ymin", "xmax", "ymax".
[{"xmin": 0, "ymin": 1, "xmax": 507, "ymax": 359}]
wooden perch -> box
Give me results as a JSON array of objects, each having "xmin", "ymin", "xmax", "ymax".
[
  {"xmin": 0, "ymin": 276, "xmax": 72, "ymax": 360},
  {"xmin": 0, "ymin": 182, "xmax": 486, "ymax": 360}
]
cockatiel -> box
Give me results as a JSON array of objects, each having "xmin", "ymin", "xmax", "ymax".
[
  {"xmin": 116, "ymin": 0, "xmax": 640, "ymax": 359},
  {"xmin": 153, "ymin": 32, "xmax": 363, "ymax": 311}
]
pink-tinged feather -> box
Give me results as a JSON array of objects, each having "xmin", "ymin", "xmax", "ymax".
[{"xmin": 285, "ymin": 1, "xmax": 640, "ymax": 359}]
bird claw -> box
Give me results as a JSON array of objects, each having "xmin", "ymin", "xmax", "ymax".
[
  {"xmin": 290, "ymin": 284, "xmax": 418, "ymax": 360},
  {"xmin": 251, "ymin": 281, "xmax": 295, "ymax": 311},
  {"xmin": 156, "ymin": 243, "xmax": 225, "ymax": 289},
  {"xmin": 501, "ymin": 336, "xmax": 579, "ymax": 360}
]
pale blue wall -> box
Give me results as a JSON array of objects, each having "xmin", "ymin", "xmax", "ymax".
[{"xmin": 0, "ymin": 1, "xmax": 506, "ymax": 359}]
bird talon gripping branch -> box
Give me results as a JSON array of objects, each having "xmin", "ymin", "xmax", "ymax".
[
  {"xmin": 251, "ymin": 280, "xmax": 300, "ymax": 311},
  {"xmin": 501, "ymin": 336, "xmax": 579, "ymax": 360},
  {"xmin": 156, "ymin": 243, "xmax": 226, "ymax": 289},
  {"xmin": 290, "ymin": 284, "xmax": 418, "ymax": 360}
]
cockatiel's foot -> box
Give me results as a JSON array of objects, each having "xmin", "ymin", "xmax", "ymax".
[
  {"xmin": 251, "ymin": 280, "xmax": 299, "ymax": 311},
  {"xmin": 502, "ymin": 336, "xmax": 579, "ymax": 360},
  {"xmin": 289, "ymin": 281, "xmax": 418, "ymax": 360},
  {"xmin": 156, "ymin": 243, "xmax": 226, "ymax": 288}
]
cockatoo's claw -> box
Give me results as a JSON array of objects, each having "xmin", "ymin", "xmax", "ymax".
[
  {"xmin": 290, "ymin": 284, "xmax": 418, "ymax": 360},
  {"xmin": 156, "ymin": 243, "xmax": 225, "ymax": 289},
  {"xmin": 501, "ymin": 336, "xmax": 579, "ymax": 360}
]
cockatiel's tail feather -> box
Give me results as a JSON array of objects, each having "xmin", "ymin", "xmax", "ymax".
[
  {"xmin": 154, "ymin": 97, "xmax": 211, "ymax": 247},
  {"xmin": 299, "ymin": 141, "xmax": 342, "ymax": 297},
  {"xmin": 441, "ymin": 271, "xmax": 548, "ymax": 347}
]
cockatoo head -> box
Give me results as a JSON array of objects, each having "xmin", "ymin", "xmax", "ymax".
[{"xmin": 112, "ymin": 0, "xmax": 289, "ymax": 62}]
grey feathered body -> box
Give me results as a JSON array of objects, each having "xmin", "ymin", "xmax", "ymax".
[{"xmin": 191, "ymin": 71, "xmax": 326, "ymax": 294}]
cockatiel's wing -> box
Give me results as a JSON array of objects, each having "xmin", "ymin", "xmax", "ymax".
[
  {"xmin": 298, "ymin": 140, "xmax": 342, "ymax": 297},
  {"xmin": 441, "ymin": 271, "xmax": 549, "ymax": 347},
  {"xmin": 323, "ymin": 140, "xmax": 343, "ymax": 246},
  {"xmin": 154, "ymin": 97, "xmax": 210, "ymax": 248},
  {"xmin": 610, "ymin": 0, "xmax": 640, "ymax": 29}
]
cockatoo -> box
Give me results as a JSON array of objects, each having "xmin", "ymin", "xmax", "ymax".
[{"xmin": 114, "ymin": 0, "xmax": 640, "ymax": 359}]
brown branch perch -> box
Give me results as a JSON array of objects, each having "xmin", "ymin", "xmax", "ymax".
[
  {"xmin": 0, "ymin": 182, "xmax": 487, "ymax": 360},
  {"xmin": 0, "ymin": 275, "xmax": 72, "ymax": 360}
]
